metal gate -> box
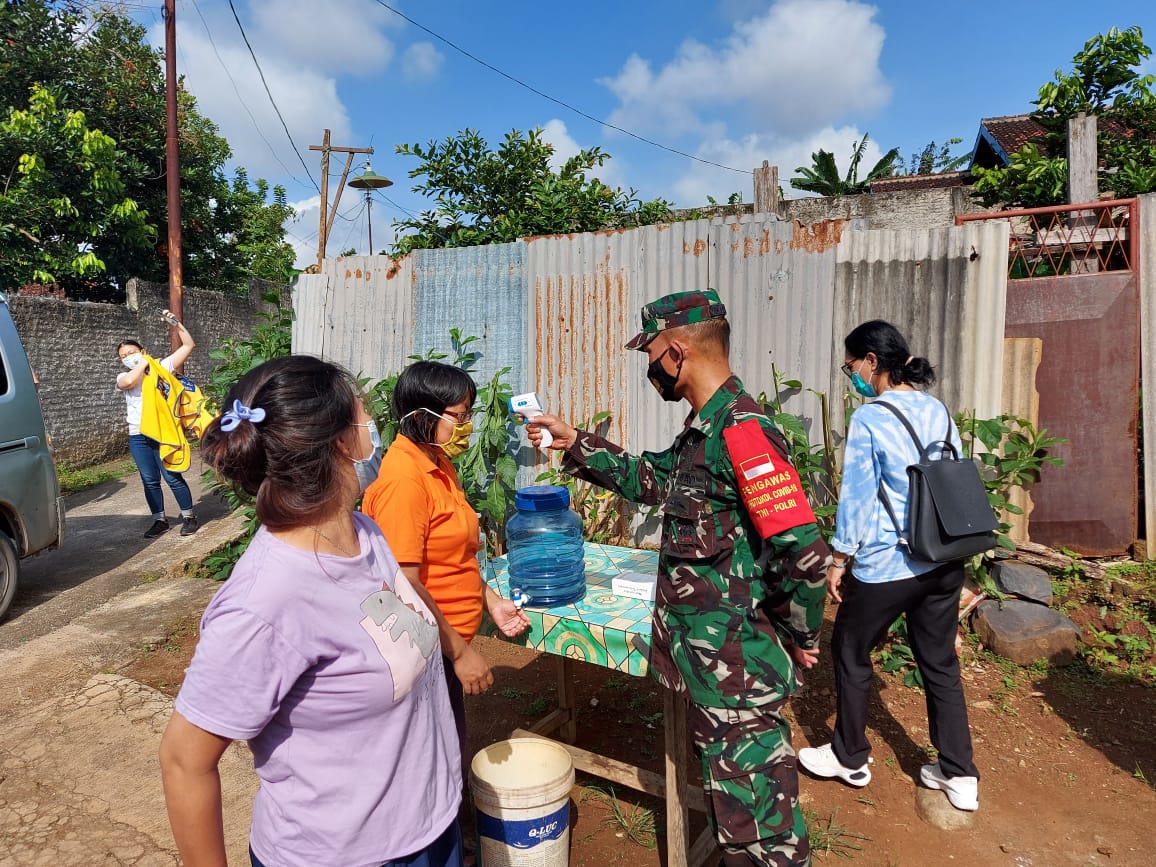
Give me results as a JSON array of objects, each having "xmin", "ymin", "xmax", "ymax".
[{"xmin": 959, "ymin": 199, "xmax": 1140, "ymax": 555}]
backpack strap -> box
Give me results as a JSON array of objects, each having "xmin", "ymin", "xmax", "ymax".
[
  {"xmin": 873, "ymin": 400, "xmax": 924, "ymax": 452},
  {"xmin": 872, "ymin": 400, "xmax": 921, "ymax": 550}
]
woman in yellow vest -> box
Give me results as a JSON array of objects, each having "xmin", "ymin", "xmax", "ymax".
[{"xmin": 115, "ymin": 310, "xmax": 199, "ymax": 538}]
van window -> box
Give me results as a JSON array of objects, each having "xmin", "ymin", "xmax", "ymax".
[{"xmin": 0, "ymin": 347, "xmax": 8, "ymax": 396}]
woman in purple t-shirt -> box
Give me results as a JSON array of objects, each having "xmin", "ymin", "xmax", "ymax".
[{"xmin": 160, "ymin": 356, "xmax": 463, "ymax": 867}]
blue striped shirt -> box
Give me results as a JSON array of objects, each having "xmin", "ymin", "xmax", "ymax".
[{"xmin": 831, "ymin": 389, "xmax": 962, "ymax": 583}]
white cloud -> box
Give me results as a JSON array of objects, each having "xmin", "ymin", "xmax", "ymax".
[
  {"xmin": 671, "ymin": 125, "xmax": 882, "ymax": 206},
  {"xmin": 402, "ymin": 42, "xmax": 444, "ymax": 80},
  {"xmin": 174, "ymin": 24, "xmax": 353, "ymax": 181},
  {"xmin": 250, "ymin": 0, "xmax": 399, "ymax": 76},
  {"xmin": 541, "ymin": 119, "xmax": 582, "ymax": 170},
  {"xmin": 540, "ymin": 119, "xmax": 626, "ymax": 189},
  {"xmin": 600, "ymin": 0, "xmax": 890, "ymax": 139}
]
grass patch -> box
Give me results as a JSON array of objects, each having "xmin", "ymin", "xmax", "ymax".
[
  {"xmin": 580, "ymin": 785, "xmax": 657, "ymax": 849},
  {"xmin": 57, "ymin": 458, "xmax": 136, "ymax": 495},
  {"xmin": 804, "ymin": 808, "xmax": 869, "ymax": 858}
]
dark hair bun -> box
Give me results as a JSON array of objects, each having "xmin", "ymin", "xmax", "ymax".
[{"xmin": 199, "ymin": 356, "xmax": 360, "ymax": 529}]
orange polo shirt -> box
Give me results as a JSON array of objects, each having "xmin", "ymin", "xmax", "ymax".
[{"xmin": 362, "ymin": 434, "xmax": 483, "ymax": 642}]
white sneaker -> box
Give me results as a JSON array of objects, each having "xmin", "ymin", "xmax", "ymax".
[
  {"xmin": 920, "ymin": 763, "xmax": 979, "ymax": 811},
  {"xmin": 798, "ymin": 743, "xmax": 872, "ymax": 787}
]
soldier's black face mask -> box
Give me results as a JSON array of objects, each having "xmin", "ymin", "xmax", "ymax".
[{"xmin": 647, "ymin": 346, "xmax": 683, "ymax": 402}]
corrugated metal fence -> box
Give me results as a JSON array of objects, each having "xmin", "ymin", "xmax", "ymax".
[{"xmin": 294, "ymin": 214, "xmax": 1010, "ymax": 491}]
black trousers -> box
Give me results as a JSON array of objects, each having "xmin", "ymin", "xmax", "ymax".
[{"xmin": 831, "ymin": 561, "xmax": 979, "ymax": 780}]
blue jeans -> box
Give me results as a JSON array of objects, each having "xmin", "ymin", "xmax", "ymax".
[
  {"xmin": 249, "ymin": 820, "xmax": 462, "ymax": 867},
  {"xmin": 128, "ymin": 433, "xmax": 193, "ymax": 516}
]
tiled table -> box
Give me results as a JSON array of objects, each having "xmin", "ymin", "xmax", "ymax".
[{"xmin": 487, "ymin": 543, "xmax": 717, "ymax": 867}]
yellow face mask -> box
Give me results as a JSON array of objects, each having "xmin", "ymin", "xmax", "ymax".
[{"xmin": 440, "ymin": 420, "xmax": 473, "ymax": 459}]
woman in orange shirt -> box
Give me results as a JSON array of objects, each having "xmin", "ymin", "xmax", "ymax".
[{"xmin": 362, "ymin": 361, "xmax": 530, "ymax": 777}]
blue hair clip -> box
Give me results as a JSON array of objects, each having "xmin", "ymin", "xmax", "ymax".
[{"xmin": 219, "ymin": 399, "xmax": 266, "ymax": 432}]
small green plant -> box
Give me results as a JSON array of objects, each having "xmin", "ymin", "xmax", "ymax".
[
  {"xmin": 456, "ymin": 366, "xmax": 517, "ymax": 553},
  {"xmin": 581, "ymin": 786, "xmax": 657, "ymax": 849},
  {"xmin": 874, "ymin": 616, "xmax": 924, "ymax": 689},
  {"xmin": 756, "ymin": 365, "xmax": 841, "ymax": 535},
  {"xmin": 56, "ymin": 458, "xmax": 136, "ymax": 495},
  {"xmin": 525, "ymin": 695, "xmax": 550, "ymax": 717},
  {"xmin": 497, "ymin": 686, "xmax": 526, "ymax": 701},
  {"xmin": 955, "ymin": 411, "xmax": 1066, "ymax": 553},
  {"xmin": 803, "ymin": 808, "xmax": 869, "ymax": 858}
]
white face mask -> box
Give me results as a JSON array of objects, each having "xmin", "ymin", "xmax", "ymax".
[{"xmin": 121, "ymin": 352, "xmax": 144, "ymax": 370}]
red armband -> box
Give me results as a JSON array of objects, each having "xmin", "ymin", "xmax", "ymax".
[{"xmin": 723, "ymin": 419, "xmax": 817, "ymax": 539}]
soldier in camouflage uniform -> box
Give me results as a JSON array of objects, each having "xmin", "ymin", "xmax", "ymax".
[{"xmin": 528, "ymin": 290, "xmax": 832, "ymax": 866}]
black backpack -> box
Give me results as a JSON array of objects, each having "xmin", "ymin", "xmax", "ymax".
[{"xmin": 874, "ymin": 401, "xmax": 998, "ymax": 563}]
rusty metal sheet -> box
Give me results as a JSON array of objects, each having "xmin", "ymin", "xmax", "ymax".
[
  {"xmin": 833, "ymin": 221, "xmax": 1009, "ymax": 426},
  {"xmin": 1005, "ymin": 271, "xmax": 1139, "ymax": 555},
  {"xmin": 292, "ymin": 255, "xmax": 416, "ymax": 381},
  {"xmin": 709, "ymin": 216, "xmax": 839, "ymax": 438},
  {"xmin": 1139, "ymin": 194, "xmax": 1156, "ymax": 553}
]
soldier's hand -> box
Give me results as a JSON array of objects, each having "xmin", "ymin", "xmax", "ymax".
[
  {"xmin": 788, "ymin": 644, "xmax": 820, "ymax": 670},
  {"xmin": 527, "ymin": 414, "xmax": 577, "ymax": 451}
]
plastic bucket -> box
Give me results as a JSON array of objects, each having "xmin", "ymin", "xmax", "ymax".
[{"xmin": 469, "ymin": 737, "xmax": 575, "ymax": 867}]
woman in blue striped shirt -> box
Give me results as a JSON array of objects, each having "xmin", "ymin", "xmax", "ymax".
[{"xmin": 798, "ymin": 320, "xmax": 980, "ymax": 812}]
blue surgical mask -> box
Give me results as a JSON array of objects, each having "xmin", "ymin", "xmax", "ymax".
[
  {"xmin": 850, "ymin": 360, "xmax": 877, "ymax": 398},
  {"xmin": 351, "ymin": 420, "xmax": 383, "ymax": 492}
]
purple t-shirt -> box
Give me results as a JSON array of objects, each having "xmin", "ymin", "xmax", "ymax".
[{"xmin": 175, "ymin": 513, "xmax": 461, "ymax": 866}]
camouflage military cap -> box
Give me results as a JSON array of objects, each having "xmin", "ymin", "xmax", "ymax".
[{"xmin": 624, "ymin": 289, "xmax": 728, "ymax": 351}]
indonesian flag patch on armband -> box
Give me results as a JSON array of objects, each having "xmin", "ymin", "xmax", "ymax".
[{"xmin": 723, "ymin": 419, "xmax": 817, "ymax": 539}]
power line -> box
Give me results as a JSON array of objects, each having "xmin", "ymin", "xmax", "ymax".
[
  {"xmin": 337, "ymin": 199, "xmax": 369, "ymax": 251},
  {"xmin": 226, "ymin": 0, "xmax": 320, "ymax": 192},
  {"xmin": 372, "ymin": 190, "xmax": 454, "ymax": 248},
  {"xmin": 187, "ymin": 0, "xmax": 314, "ymax": 189},
  {"xmin": 370, "ymin": 0, "xmax": 751, "ymax": 176}
]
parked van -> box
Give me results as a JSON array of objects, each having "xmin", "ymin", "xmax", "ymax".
[{"xmin": 0, "ymin": 291, "xmax": 64, "ymax": 620}]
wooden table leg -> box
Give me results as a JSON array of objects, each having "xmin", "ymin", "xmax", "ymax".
[
  {"xmin": 664, "ymin": 689, "xmax": 689, "ymax": 867},
  {"xmin": 556, "ymin": 655, "xmax": 577, "ymax": 744}
]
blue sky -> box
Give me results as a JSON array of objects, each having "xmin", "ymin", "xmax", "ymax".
[{"xmin": 138, "ymin": 0, "xmax": 1156, "ymax": 264}]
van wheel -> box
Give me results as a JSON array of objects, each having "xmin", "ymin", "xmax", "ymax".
[{"xmin": 0, "ymin": 534, "xmax": 17, "ymax": 622}]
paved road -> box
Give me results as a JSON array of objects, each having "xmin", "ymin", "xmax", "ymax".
[
  {"xmin": 0, "ymin": 461, "xmax": 256, "ymax": 866},
  {"xmin": 1, "ymin": 457, "xmax": 231, "ymax": 649}
]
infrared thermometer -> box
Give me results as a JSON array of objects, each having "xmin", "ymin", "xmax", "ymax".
[{"xmin": 509, "ymin": 392, "xmax": 553, "ymax": 450}]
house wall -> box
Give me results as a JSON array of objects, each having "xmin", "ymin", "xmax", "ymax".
[
  {"xmin": 781, "ymin": 187, "xmax": 993, "ymax": 230},
  {"xmin": 8, "ymin": 279, "xmax": 277, "ymax": 467}
]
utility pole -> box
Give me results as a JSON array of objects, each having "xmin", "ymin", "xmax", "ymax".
[
  {"xmin": 163, "ymin": 0, "xmax": 183, "ymax": 354},
  {"xmin": 308, "ymin": 132, "xmax": 374, "ymax": 269}
]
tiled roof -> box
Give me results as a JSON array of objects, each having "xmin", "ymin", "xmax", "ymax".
[
  {"xmin": 869, "ymin": 170, "xmax": 972, "ymax": 193},
  {"xmin": 980, "ymin": 114, "xmax": 1049, "ymax": 159}
]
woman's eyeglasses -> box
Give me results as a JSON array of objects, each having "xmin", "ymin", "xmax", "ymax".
[
  {"xmin": 444, "ymin": 408, "xmax": 474, "ymax": 423},
  {"xmin": 840, "ymin": 361, "xmax": 856, "ymax": 380}
]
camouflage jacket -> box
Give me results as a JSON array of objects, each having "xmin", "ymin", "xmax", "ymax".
[{"xmin": 563, "ymin": 376, "xmax": 831, "ymax": 709}]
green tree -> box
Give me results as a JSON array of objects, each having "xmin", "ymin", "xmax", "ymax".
[
  {"xmin": 0, "ymin": 85, "xmax": 151, "ymax": 289},
  {"xmin": 972, "ymin": 26, "xmax": 1156, "ymax": 206},
  {"xmin": 900, "ymin": 138, "xmax": 969, "ymax": 175},
  {"xmin": 391, "ymin": 128, "xmax": 671, "ymax": 255},
  {"xmin": 0, "ymin": 0, "xmax": 296, "ymax": 296},
  {"xmin": 790, "ymin": 133, "xmax": 900, "ymax": 196}
]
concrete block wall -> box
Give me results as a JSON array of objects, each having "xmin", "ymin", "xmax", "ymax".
[{"xmin": 9, "ymin": 279, "xmax": 279, "ymax": 468}]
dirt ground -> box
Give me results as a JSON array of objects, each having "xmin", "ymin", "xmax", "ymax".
[{"xmin": 127, "ymin": 605, "xmax": 1156, "ymax": 867}]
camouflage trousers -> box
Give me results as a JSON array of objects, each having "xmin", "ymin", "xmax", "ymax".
[{"xmin": 688, "ymin": 701, "xmax": 810, "ymax": 867}]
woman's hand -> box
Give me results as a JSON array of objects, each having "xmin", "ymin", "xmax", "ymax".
[
  {"xmin": 488, "ymin": 597, "xmax": 531, "ymax": 637},
  {"xmin": 826, "ymin": 563, "xmax": 846, "ymax": 603},
  {"xmin": 526, "ymin": 414, "xmax": 577, "ymax": 451},
  {"xmin": 453, "ymin": 644, "xmax": 494, "ymax": 695}
]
